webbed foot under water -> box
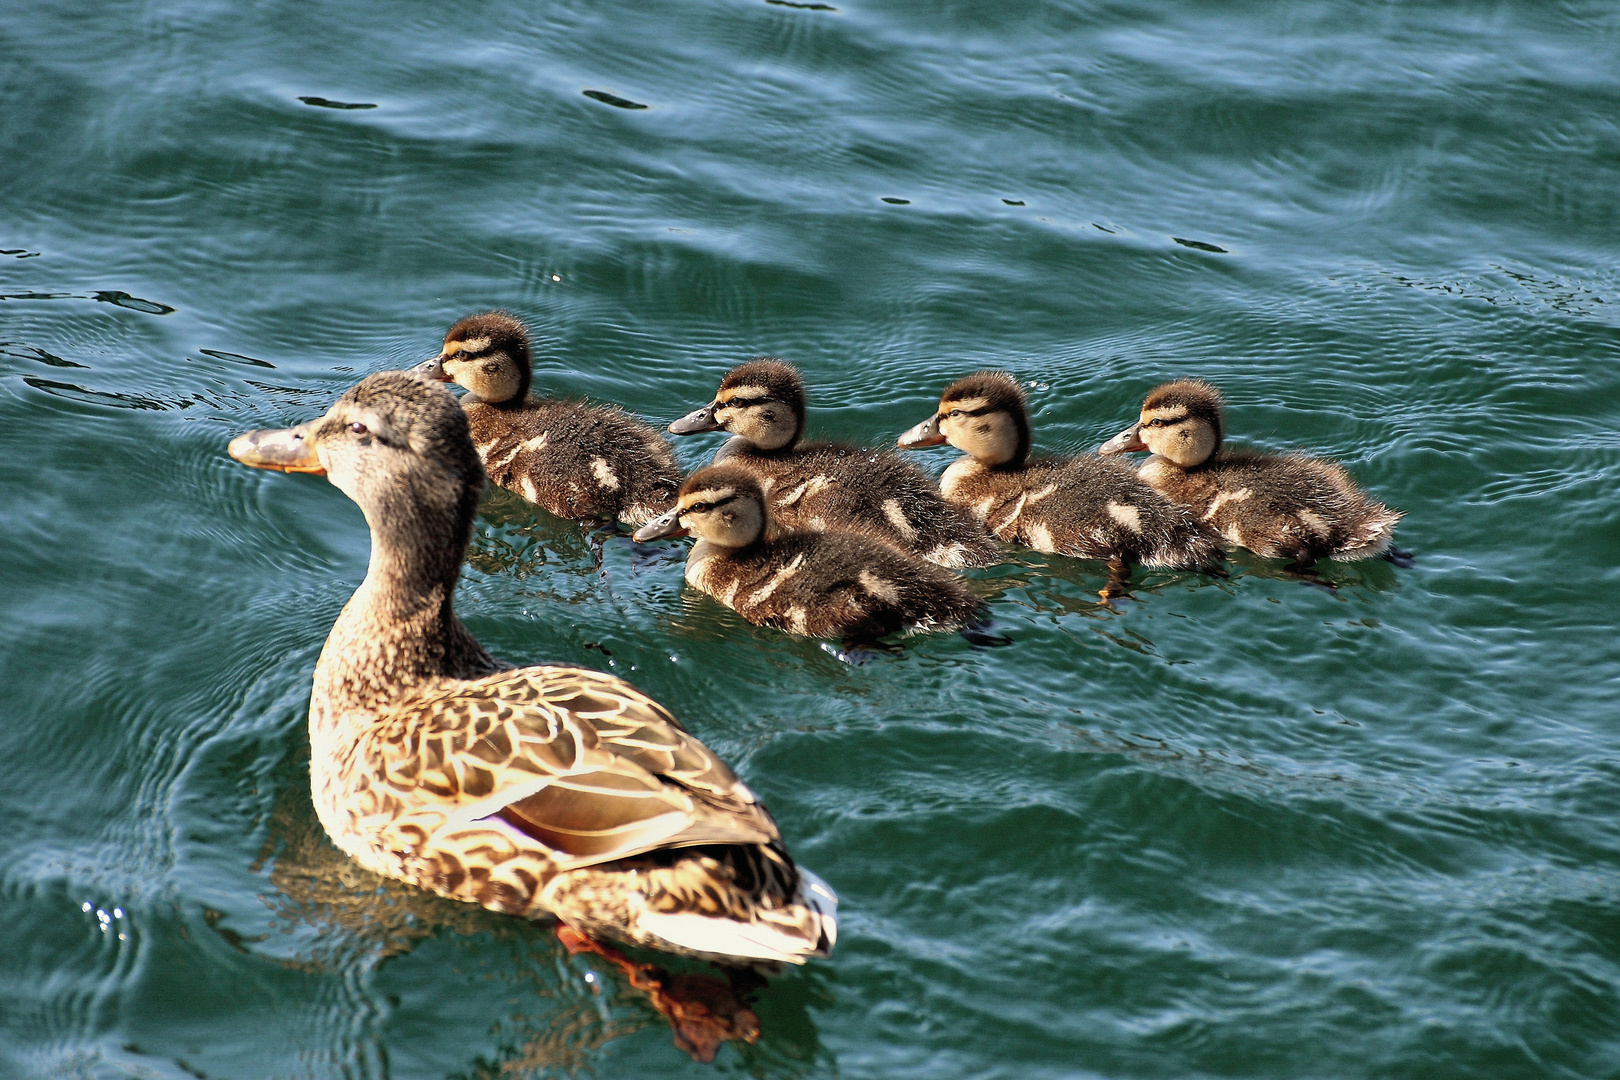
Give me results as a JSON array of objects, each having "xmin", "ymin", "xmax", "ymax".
[
  {"xmin": 960, "ymin": 622, "xmax": 1014, "ymax": 647},
  {"xmin": 556, "ymin": 924, "xmax": 761, "ymax": 1062},
  {"xmin": 1282, "ymin": 560, "xmax": 1339, "ymax": 592}
]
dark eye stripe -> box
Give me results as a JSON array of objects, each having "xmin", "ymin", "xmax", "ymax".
[{"xmin": 683, "ymin": 493, "xmax": 740, "ymax": 514}]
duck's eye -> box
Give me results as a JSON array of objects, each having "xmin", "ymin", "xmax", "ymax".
[
  {"xmin": 350, "ymin": 422, "xmax": 368, "ymax": 435},
  {"xmin": 687, "ymin": 502, "xmax": 711, "ymax": 513},
  {"xmin": 947, "ymin": 409, "xmax": 961, "ymax": 418}
]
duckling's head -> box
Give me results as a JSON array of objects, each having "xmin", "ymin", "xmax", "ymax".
[
  {"xmin": 898, "ymin": 371, "xmax": 1030, "ymax": 469},
  {"xmin": 632, "ymin": 463, "xmax": 776, "ymax": 549},
  {"xmin": 229, "ymin": 372, "xmax": 485, "ymax": 563},
  {"xmin": 418, "ymin": 311, "xmax": 531, "ymax": 407},
  {"xmin": 1099, "ymin": 379, "xmax": 1223, "ymax": 467},
  {"xmin": 668, "ymin": 358, "xmax": 805, "ymax": 452}
]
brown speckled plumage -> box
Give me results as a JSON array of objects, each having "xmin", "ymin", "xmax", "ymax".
[
  {"xmin": 639, "ymin": 463, "xmax": 985, "ymax": 640},
  {"xmin": 908, "ymin": 372, "xmax": 1224, "ymax": 574},
  {"xmin": 430, "ymin": 312, "xmax": 681, "ymax": 525},
  {"xmin": 1109, "ymin": 379, "xmax": 1403, "ymax": 563},
  {"xmin": 673, "ymin": 359, "xmax": 999, "ymax": 568},
  {"xmin": 230, "ymin": 372, "xmax": 834, "ymax": 965}
]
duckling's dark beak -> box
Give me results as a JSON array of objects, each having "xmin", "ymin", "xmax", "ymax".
[
  {"xmin": 668, "ymin": 400, "xmax": 722, "ymax": 435},
  {"xmin": 632, "ymin": 506, "xmax": 688, "ymax": 541},
  {"xmin": 897, "ymin": 413, "xmax": 946, "ymax": 448},
  {"xmin": 228, "ymin": 423, "xmax": 324, "ymax": 474},
  {"xmin": 1099, "ymin": 423, "xmax": 1146, "ymax": 455},
  {"xmin": 415, "ymin": 354, "xmax": 451, "ymax": 382}
]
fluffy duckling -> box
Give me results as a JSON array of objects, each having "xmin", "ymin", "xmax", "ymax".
[
  {"xmin": 668, "ymin": 359, "xmax": 999, "ymax": 569},
  {"xmin": 419, "ymin": 312, "xmax": 680, "ymax": 525},
  {"xmin": 899, "ymin": 372, "xmax": 1224, "ymax": 594},
  {"xmin": 1099, "ymin": 379, "xmax": 1405, "ymax": 566},
  {"xmin": 228, "ymin": 373, "xmax": 833, "ymax": 1060},
  {"xmin": 634, "ymin": 463, "xmax": 986, "ymax": 641}
]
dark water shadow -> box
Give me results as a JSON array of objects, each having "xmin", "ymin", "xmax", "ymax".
[
  {"xmin": 583, "ymin": 89, "xmax": 648, "ymax": 110},
  {"xmin": 92, "ymin": 290, "xmax": 175, "ymax": 314},
  {"xmin": 298, "ymin": 96, "xmax": 377, "ymax": 110},
  {"xmin": 22, "ymin": 375, "xmax": 178, "ymax": 411},
  {"xmin": 0, "ymin": 289, "xmax": 174, "ymax": 314},
  {"xmin": 0, "ymin": 340, "xmax": 88, "ymax": 368},
  {"xmin": 196, "ymin": 348, "xmax": 275, "ymax": 369}
]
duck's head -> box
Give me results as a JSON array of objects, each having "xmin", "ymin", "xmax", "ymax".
[
  {"xmin": 668, "ymin": 358, "xmax": 805, "ymax": 452},
  {"xmin": 897, "ymin": 371, "xmax": 1030, "ymax": 469},
  {"xmin": 1099, "ymin": 379, "xmax": 1223, "ymax": 467},
  {"xmin": 416, "ymin": 311, "xmax": 531, "ymax": 407},
  {"xmin": 228, "ymin": 371, "xmax": 485, "ymax": 561},
  {"xmin": 632, "ymin": 463, "xmax": 776, "ymax": 549}
]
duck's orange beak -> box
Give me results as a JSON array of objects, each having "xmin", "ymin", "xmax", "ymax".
[
  {"xmin": 228, "ymin": 423, "xmax": 325, "ymax": 474},
  {"xmin": 1099, "ymin": 422, "xmax": 1146, "ymax": 455}
]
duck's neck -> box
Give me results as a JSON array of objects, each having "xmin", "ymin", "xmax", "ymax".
[{"xmin": 313, "ymin": 486, "xmax": 498, "ymax": 727}]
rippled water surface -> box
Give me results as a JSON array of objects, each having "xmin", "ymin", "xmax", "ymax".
[{"xmin": 3, "ymin": 1, "xmax": 1619, "ymax": 1077}]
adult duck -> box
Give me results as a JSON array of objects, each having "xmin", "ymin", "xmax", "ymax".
[{"xmin": 228, "ymin": 371, "xmax": 834, "ymax": 1059}]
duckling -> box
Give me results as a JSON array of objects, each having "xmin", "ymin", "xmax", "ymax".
[
  {"xmin": 634, "ymin": 463, "xmax": 986, "ymax": 641},
  {"xmin": 228, "ymin": 372, "xmax": 834, "ymax": 1061},
  {"xmin": 898, "ymin": 372, "xmax": 1224, "ymax": 596},
  {"xmin": 1099, "ymin": 379, "xmax": 1405, "ymax": 566},
  {"xmin": 418, "ymin": 312, "xmax": 680, "ymax": 526},
  {"xmin": 668, "ymin": 359, "xmax": 999, "ymax": 569}
]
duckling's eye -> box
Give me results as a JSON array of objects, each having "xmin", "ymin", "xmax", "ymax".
[
  {"xmin": 687, "ymin": 502, "xmax": 711, "ymax": 513},
  {"xmin": 947, "ymin": 409, "xmax": 961, "ymax": 418},
  {"xmin": 350, "ymin": 422, "xmax": 368, "ymax": 435}
]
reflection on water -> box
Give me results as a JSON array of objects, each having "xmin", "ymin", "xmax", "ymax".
[
  {"xmin": 252, "ymin": 758, "xmax": 826, "ymax": 1076},
  {"xmin": 466, "ymin": 489, "xmax": 601, "ymax": 583},
  {"xmin": 253, "ymin": 778, "xmax": 662, "ymax": 1073},
  {"xmin": 253, "ymin": 781, "xmax": 499, "ymax": 968}
]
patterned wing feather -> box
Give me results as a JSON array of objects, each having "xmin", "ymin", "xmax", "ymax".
[{"xmin": 384, "ymin": 666, "xmax": 779, "ymax": 866}]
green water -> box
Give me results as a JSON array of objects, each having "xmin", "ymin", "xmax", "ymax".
[{"xmin": 3, "ymin": 1, "xmax": 1619, "ymax": 1076}]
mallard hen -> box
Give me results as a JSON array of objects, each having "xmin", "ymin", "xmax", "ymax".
[
  {"xmin": 634, "ymin": 462, "xmax": 985, "ymax": 641},
  {"xmin": 668, "ymin": 358, "xmax": 999, "ymax": 568},
  {"xmin": 227, "ymin": 371, "xmax": 834, "ymax": 1059},
  {"xmin": 419, "ymin": 312, "xmax": 680, "ymax": 525},
  {"xmin": 898, "ymin": 372, "xmax": 1224, "ymax": 595},
  {"xmin": 1099, "ymin": 379, "xmax": 1406, "ymax": 567}
]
